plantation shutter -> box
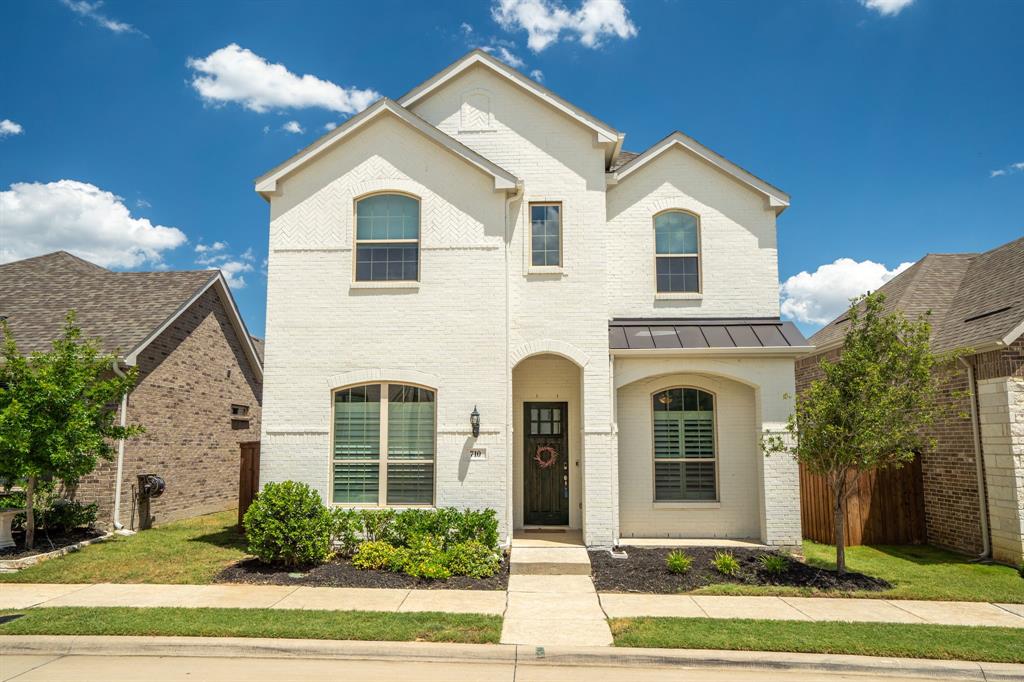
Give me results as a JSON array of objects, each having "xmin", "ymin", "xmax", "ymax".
[
  {"xmin": 652, "ymin": 388, "xmax": 716, "ymax": 501},
  {"xmin": 386, "ymin": 384, "xmax": 435, "ymax": 505},
  {"xmin": 333, "ymin": 385, "xmax": 380, "ymax": 504}
]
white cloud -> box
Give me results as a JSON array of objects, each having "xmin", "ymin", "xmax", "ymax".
[
  {"xmin": 324, "ymin": 122, "xmax": 338, "ymax": 131},
  {"xmin": 61, "ymin": 0, "xmax": 144, "ymax": 35},
  {"xmin": 0, "ymin": 180, "xmax": 187, "ymax": 268},
  {"xmin": 460, "ymin": 22, "xmax": 474, "ymax": 35},
  {"xmin": 187, "ymin": 44, "xmax": 379, "ymax": 115},
  {"xmin": 480, "ymin": 45, "xmax": 526, "ymax": 68},
  {"xmin": 0, "ymin": 119, "xmax": 23, "ymax": 137},
  {"xmin": 990, "ymin": 161, "xmax": 1024, "ymax": 178},
  {"xmin": 492, "ymin": 0, "xmax": 638, "ymax": 52},
  {"xmin": 193, "ymin": 241, "xmax": 255, "ymax": 288},
  {"xmin": 859, "ymin": 0, "xmax": 915, "ymax": 16},
  {"xmin": 135, "ymin": 198, "xmax": 151, "ymax": 208},
  {"xmin": 281, "ymin": 120, "xmax": 304, "ymax": 134},
  {"xmin": 780, "ymin": 257, "xmax": 915, "ymax": 326},
  {"xmin": 530, "ymin": 69, "xmax": 544, "ymax": 82}
]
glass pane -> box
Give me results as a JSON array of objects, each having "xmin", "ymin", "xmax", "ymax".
[
  {"xmin": 334, "ymin": 385, "xmax": 380, "ymax": 460},
  {"xmin": 656, "ymin": 256, "xmax": 699, "ymax": 292},
  {"xmin": 654, "ymin": 461, "xmax": 683, "ymax": 501},
  {"xmin": 387, "ymin": 384, "xmax": 435, "ymax": 461},
  {"xmin": 655, "ymin": 212, "xmax": 698, "ymax": 254},
  {"xmin": 387, "ymin": 462, "xmax": 433, "ymax": 505},
  {"xmin": 654, "ymin": 461, "xmax": 716, "ymax": 501},
  {"xmin": 355, "ymin": 244, "xmax": 418, "ymax": 281},
  {"xmin": 531, "ymin": 204, "xmax": 560, "ymax": 266},
  {"xmin": 357, "ymin": 194, "xmax": 419, "ymax": 240},
  {"xmin": 334, "ymin": 462, "xmax": 379, "ymax": 504},
  {"xmin": 652, "ymin": 389, "xmax": 714, "ymax": 460}
]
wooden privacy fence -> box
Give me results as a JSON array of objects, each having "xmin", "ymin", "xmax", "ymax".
[
  {"xmin": 799, "ymin": 456, "xmax": 926, "ymax": 546},
  {"xmin": 238, "ymin": 441, "xmax": 261, "ymax": 527}
]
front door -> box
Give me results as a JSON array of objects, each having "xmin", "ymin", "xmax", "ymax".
[{"xmin": 523, "ymin": 402, "xmax": 570, "ymax": 525}]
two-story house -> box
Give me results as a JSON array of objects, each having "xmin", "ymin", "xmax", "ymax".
[{"xmin": 256, "ymin": 50, "xmax": 809, "ymax": 548}]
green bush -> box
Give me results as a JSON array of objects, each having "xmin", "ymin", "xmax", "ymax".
[
  {"xmin": 666, "ymin": 549, "xmax": 692, "ymax": 574},
  {"xmin": 403, "ymin": 534, "xmax": 450, "ymax": 579},
  {"xmin": 243, "ymin": 481, "xmax": 333, "ymax": 567},
  {"xmin": 39, "ymin": 498, "xmax": 97, "ymax": 534},
  {"xmin": 359, "ymin": 509, "xmax": 396, "ymax": 542},
  {"xmin": 352, "ymin": 540, "xmax": 401, "ymax": 570},
  {"xmin": 757, "ymin": 553, "xmax": 789, "ymax": 576},
  {"xmin": 331, "ymin": 509, "xmax": 361, "ymax": 557},
  {"xmin": 712, "ymin": 551, "xmax": 741, "ymax": 577},
  {"xmin": 446, "ymin": 541, "xmax": 501, "ymax": 578}
]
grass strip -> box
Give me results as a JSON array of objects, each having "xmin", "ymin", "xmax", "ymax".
[
  {"xmin": 0, "ymin": 607, "xmax": 502, "ymax": 644},
  {"xmin": 609, "ymin": 617, "xmax": 1024, "ymax": 663}
]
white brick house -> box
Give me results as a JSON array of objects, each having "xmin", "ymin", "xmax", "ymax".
[{"xmin": 256, "ymin": 50, "xmax": 809, "ymax": 548}]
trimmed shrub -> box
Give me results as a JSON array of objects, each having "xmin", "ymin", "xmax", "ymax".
[
  {"xmin": 353, "ymin": 540, "xmax": 400, "ymax": 570},
  {"xmin": 712, "ymin": 551, "xmax": 741, "ymax": 577},
  {"xmin": 757, "ymin": 553, "xmax": 789, "ymax": 576},
  {"xmin": 666, "ymin": 549, "xmax": 692, "ymax": 575},
  {"xmin": 331, "ymin": 509, "xmax": 361, "ymax": 557},
  {"xmin": 359, "ymin": 509, "xmax": 396, "ymax": 542},
  {"xmin": 243, "ymin": 481, "xmax": 333, "ymax": 567},
  {"xmin": 446, "ymin": 541, "xmax": 501, "ymax": 578},
  {"xmin": 403, "ymin": 534, "xmax": 451, "ymax": 579},
  {"xmin": 39, "ymin": 498, "xmax": 97, "ymax": 534}
]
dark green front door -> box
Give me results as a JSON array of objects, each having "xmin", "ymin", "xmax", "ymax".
[{"xmin": 524, "ymin": 402, "xmax": 570, "ymax": 526}]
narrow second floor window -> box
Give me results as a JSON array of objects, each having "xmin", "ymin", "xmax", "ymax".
[
  {"xmin": 355, "ymin": 193, "xmax": 420, "ymax": 282},
  {"xmin": 654, "ymin": 210, "xmax": 700, "ymax": 293},
  {"xmin": 530, "ymin": 203, "xmax": 561, "ymax": 267}
]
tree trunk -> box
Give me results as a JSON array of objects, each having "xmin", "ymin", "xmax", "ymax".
[
  {"xmin": 25, "ymin": 475, "xmax": 36, "ymax": 550},
  {"xmin": 833, "ymin": 482, "xmax": 846, "ymax": 575}
]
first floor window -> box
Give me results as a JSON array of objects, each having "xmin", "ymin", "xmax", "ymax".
[
  {"xmin": 333, "ymin": 383, "xmax": 435, "ymax": 505},
  {"xmin": 652, "ymin": 388, "xmax": 716, "ymax": 501}
]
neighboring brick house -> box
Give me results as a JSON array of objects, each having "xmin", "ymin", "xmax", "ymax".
[
  {"xmin": 799, "ymin": 236, "xmax": 1024, "ymax": 565},
  {"xmin": 256, "ymin": 50, "xmax": 809, "ymax": 549},
  {"xmin": 0, "ymin": 251, "xmax": 263, "ymax": 530}
]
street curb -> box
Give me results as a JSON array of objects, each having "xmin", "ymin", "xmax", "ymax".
[{"xmin": 3, "ymin": 635, "xmax": 1022, "ymax": 680}]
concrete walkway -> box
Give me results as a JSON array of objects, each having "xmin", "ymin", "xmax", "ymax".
[
  {"xmin": 599, "ymin": 594, "xmax": 1024, "ymax": 628},
  {"xmin": 500, "ymin": 532, "xmax": 613, "ymax": 646}
]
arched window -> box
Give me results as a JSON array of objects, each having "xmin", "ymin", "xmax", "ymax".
[
  {"xmin": 355, "ymin": 193, "xmax": 420, "ymax": 282},
  {"xmin": 652, "ymin": 387, "xmax": 716, "ymax": 501},
  {"xmin": 654, "ymin": 211, "xmax": 700, "ymax": 293},
  {"xmin": 333, "ymin": 383, "xmax": 435, "ymax": 505}
]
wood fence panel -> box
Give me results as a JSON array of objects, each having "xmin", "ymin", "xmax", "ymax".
[
  {"xmin": 799, "ymin": 456, "xmax": 925, "ymax": 546},
  {"xmin": 238, "ymin": 441, "xmax": 261, "ymax": 527}
]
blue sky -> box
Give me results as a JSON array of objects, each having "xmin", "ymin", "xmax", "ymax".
[{"xmin": 1, "ymin": 0, "xmax": 1021, "ymax": 338}]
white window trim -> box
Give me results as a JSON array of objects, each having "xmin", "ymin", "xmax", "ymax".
[
  {"xmin": 330, "ymin": 381, "xmax": 437, "ymax": 508},
  {"xmin": 653, "ymin": 209, "xmax": 702, "ymax": 295},
  {"xmin": 650, "ymin": 386, "xmax": 720, "ymax": 504},
  {"xmin": 353, "ymin": 192, "xmax": 422, "ymax": 285},
  {"xmin": 528, "ymin": 201, "xmax": 563, "ymax": 270}
]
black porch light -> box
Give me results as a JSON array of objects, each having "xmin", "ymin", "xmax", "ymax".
[{"xmin": 470, "ymin": 405, "xmax": 481, "ymax": 438}]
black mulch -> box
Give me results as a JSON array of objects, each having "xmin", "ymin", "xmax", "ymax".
[
  {"xmin": 589, "ymin": 547, "xmax": 891, "ymax": 594},
  {"xmin": 0, "ymin": 529, "xmax": 105, "ymax": 560},
  {"xmin": 216, "ymin": 553, "xmax": 509, "ymax": 591}
]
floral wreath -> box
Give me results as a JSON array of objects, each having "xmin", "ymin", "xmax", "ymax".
[{"xmin": 533, "ymin": 445, "xmax": 560, "ymax": 469}]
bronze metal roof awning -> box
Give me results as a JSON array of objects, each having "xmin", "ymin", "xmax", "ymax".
[{"xmin": 609, "ymin": 318, "xmax": 810, "ymax": 351}]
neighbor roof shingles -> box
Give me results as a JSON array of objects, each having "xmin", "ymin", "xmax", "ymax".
[{"xmin": 0, "ymin": 251, "xmax": 217, "ymax": 356}]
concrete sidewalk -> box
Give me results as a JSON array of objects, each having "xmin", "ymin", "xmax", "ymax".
[
  {"xmin": 3, "ymin": 635, "xmax": 1023, "ymax": 681},
  {"xmin": 2, "ymin": 583, "xmax": 1022, "ymax": 628}
]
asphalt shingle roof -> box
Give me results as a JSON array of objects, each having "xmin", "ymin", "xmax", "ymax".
[
  {"xmin": 808, "ymin": 236, "xmax": 1024, "ymax": 354},
  {"xmin": 0, "ymin": 251, "xmax": 218, "ymax": 356}
]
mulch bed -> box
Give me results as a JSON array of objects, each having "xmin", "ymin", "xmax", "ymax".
[
  {"xmin": 589, "ymin": 547, "xmax": 891, "ymax": 594},
  {"xmin": 0, "ymin": 529, "xmax": 105, "ymax": 560},
  {"xmin": 216, "ymin": 553, "xmax": 509, "ymax": 590}
]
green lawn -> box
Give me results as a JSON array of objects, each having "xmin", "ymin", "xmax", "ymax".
[
  {"xmin": 610, "ymin": 617, "xmax": 1024, "ymax": 663},
  {"xmin": 0, "ymin": 607, "xmax": 501, "ymax": 643},
  {"xmin": 690, "ymin": 542, "xmax": 1024, "ymax": 603},
  {"xmin": 0, "ymin": 510, "xmax": 247, "ymax": 585}
]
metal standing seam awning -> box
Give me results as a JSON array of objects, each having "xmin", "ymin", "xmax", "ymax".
[{"xmin": 609, "ymin": 318, "xmax": 810, "ymax": 351}]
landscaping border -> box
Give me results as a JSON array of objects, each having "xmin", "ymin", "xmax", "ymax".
[{"xmin": 0, "ymin": 532, "xmax": 114, "ymax": 573}]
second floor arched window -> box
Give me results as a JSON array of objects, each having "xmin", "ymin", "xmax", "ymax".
[
  {"xmin": 355, "ymin": 193, "xmax": 420, "ymax": 282},
  {"xmin": 654, "ymin": 210, "xmax": 700, "ymax": 293}
]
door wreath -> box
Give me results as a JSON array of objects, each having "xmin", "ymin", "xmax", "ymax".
[{"xmin": 534, "ymin": 445, "xmax": 559, "ymax": 469}]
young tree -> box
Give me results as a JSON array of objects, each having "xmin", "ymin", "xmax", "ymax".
[
  {"xmin": 0, "ymin": 312, "xmax": 140, "ymax": 549},
  {"xmin": 764, "ymin": 292, "xmax": 950, "ymax": 574}
]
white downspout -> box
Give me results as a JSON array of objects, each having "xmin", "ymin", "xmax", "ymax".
[
  {"xmin": 504, "ymin": 182, "xmax": 523, "ymax": 546},
  {"xmin": 111, "ymin": 359, "xmax": 133, "ymax": 534},
  {"xmin": 959, "ymin": 356, "xmax": 991, "ymax": 559}
]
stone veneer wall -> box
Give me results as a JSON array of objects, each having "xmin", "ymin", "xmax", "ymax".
[{"xmin": 75, "ymin": 286, "xmax": 262, "ymax": 529}]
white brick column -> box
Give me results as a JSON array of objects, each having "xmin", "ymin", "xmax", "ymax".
[
  {"xmin": 755, "ymin": 374, "xmax": 802, "ymax": 548},
  {"xmin": 978, "ymin": 377, "xmax": 1024, "ymax": 566}
]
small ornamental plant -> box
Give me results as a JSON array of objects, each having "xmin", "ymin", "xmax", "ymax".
[
  {"xmin": 757, "ymin": 553, "xmax": 789, "ymax": 576},
  {"xmin": 666, "ymin": 549, "xmax": 692, "ymax": 575},
  {"xmin": 243, "ymin": 481, "xmax": 334, "ymax": 567},
  {"xmin": 712, "ymin": 551, "xmax": 741, "ymax": 577}
]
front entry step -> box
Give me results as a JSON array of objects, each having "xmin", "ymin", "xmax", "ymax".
[{"xmin": 508, "ymin": 547, "xmax": 592, "ymax": 575}]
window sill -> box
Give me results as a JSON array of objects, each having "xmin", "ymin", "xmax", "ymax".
[
  {"xmin": 655, "ymin": 292, "xmax": 702, "ymax": 300},
  {"xmin": 526, "ymin": 266, "xmax": 565, "ymax": 276},
  {"xmin": 350, "ymin": 281, "xmax": 420, "ymax": 290},
  {"xmin": 652, "ymin": 501, "xmax": 721, "ymax": 510}
]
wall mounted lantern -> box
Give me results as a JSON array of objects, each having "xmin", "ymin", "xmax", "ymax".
[{"xmin": 470, "ymin": 406, "xmax": 481, "ymax": 438}]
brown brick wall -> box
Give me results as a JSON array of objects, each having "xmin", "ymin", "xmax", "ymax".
[
  {"xmin": 74, "ymin": 286, "xmax": 262, "ymax": 529},
  {"xmin": 973, "ymin": 337, "xmax": 1024, "ymax": 381},
  {"xmin": 795, "ymin": 346, "xmax": 983, "ymax": 554}
]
